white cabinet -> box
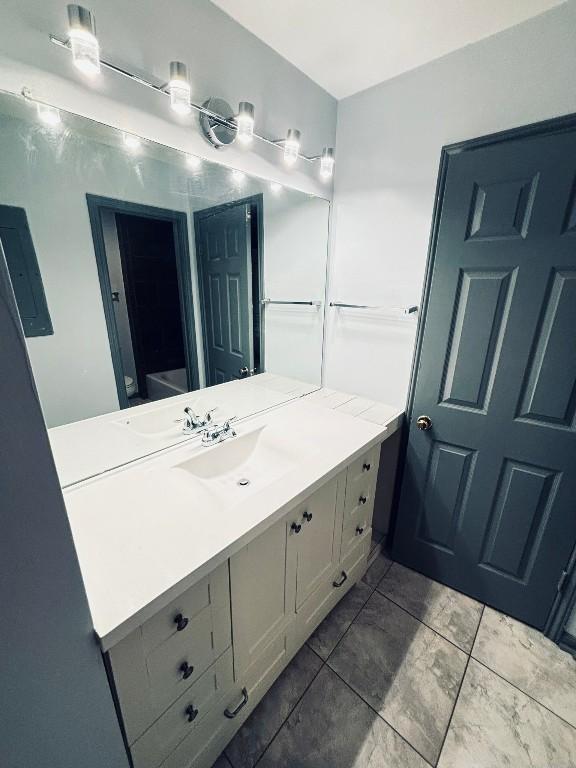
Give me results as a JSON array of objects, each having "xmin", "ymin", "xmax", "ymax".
[
  {"xmin": 229, "ymin": 514, "xmax": 296, "ymax": 680},
  {"xmin": 106, "ymin": 443, "xmax": 382, "ymax": 768},
  {"xmin": 290, "ymin": 476, "xmax": 341, "ymax": 609}
]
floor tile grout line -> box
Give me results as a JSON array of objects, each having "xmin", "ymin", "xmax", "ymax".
[
  {"xmin": 326, "ymin": 663, "xmax": 435, "ymax": 767},
  {"xmin": 247, "ymin": 657, "xmax": 326, "ymax": 768},
  {"xmin": 434, "ymin": 605, "xmax": 485, "ymax": 767},
  {"xmin": 317, "ymin": 575, "xmax": 384, "ymax": 664},
  {"xmin": 470, "ymin": 656, "xmax": 576, "ymax": 733},
  {"xmin": 373, "ymin": 587, "xmax": 479, "ymax": 655},
  {"xmin": 246, "ymin": 566, "xmax": 391, "ymax": 768}
]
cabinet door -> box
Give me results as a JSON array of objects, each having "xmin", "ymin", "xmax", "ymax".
[
  {"xmin": 290, "ymin": 477, "xmax": 340, "ymax": 610},
  {"xmin": 230, "ymin": 516, "xmax": 296, "ymax": 678}
]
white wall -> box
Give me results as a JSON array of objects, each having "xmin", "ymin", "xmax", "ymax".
[
  {"xmin": 0, "ymin": 0, "xmax": 336, "ymax": 198},
  {"xmin": 325, "ymin": 0, "xmax": 576, "ymax": 408},
  {"xmin": 263, "ymin": 194, "xmax": 329, "ymax": 383}
]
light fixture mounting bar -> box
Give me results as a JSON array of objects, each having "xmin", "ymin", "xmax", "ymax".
[{"xmin": 49, "ymin": 34, "xmax": 319, "ymax": 164}]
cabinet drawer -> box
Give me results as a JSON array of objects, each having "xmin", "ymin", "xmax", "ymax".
[
  {"xmin": 131, "ymin": 648, "xmax": 234, "ymax": 768},
  {"xmin": 341, "ymin": 511, "xmax": 371, "ymax": 562},
  {"xmin": 146, "ymin": 605, "xmax": 225, "ymax": 710},
  {"xmin": 344, "ymin": 446, "xmax": 379, "ymax": 521},
  {"xmin": 108, "ymin": 562, "xmax": 231, "ymax": 745},
  {"xmin": 160, "ymin": 631, "xmax": 292, "ymax": 768},
  {"xmin": 141, "ymin": 563, "xmax": 229, "ymax": 656}
]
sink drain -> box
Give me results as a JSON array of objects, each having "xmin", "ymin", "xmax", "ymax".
[{"xmin": 237, "ymin": 478, "xmax": 250, "ymax": 487}]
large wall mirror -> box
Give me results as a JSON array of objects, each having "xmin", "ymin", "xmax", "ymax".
[{"xmin": 0, "ymin": 91, "xmax": 330, "ymax": 484}]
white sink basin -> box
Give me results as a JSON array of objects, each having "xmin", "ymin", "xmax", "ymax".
[{"xmin": 172, "ymin": 424, "xmax": 306, "ymax": 501}]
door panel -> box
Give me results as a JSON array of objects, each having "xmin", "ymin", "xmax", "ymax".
[
  {"xmin": 393, "ymin": 123, "xmax": 576, "ymax": 629},
  {"xmin": 196, "ymin": 204, "xmax": 253, "ymax": 385}
]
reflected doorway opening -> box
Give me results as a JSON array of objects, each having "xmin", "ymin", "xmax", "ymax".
[
  {"xmin": 87, "ymin": 195, "xmax": 199, "ymax": 410},
  {"xmin": 194, "ymin": 194, "xmax": 264, "ymax": 387}
]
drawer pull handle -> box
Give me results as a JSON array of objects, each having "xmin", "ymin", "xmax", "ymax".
[
  {"xmin": 359, "ymin": 495, "xmax": 367, "ymax": 505},
  {"xmin": 185, "ymin": 704, "xmax": 199, "ymax": 723},
  {"xmin": 363, "ymin": 462, "xmax": 371, "ymax": 472},
  {"xmin": 302, "ymin": 511, "xmax": 313, "ymax": 522},
  {"xmin": 356, "ymin": 526, "xmax": 364, "ymax": 535},
  {"xmin": 333, "ymin": 571, "xmax": 348, "ymax": 588},
  {"xmin": 291, "ymin": 522, "xmax": 302, "ymax": 534},
  {"xmin": 180, "ymin": 661, "xmax": 194, "ymax": 680},
  {"xmin": 174, "ymin": 613, "xmax": 189, "ymax": 632},
  {"xmin": 224, "ymin": 687, "xmax": 249, "ymax": 719}
]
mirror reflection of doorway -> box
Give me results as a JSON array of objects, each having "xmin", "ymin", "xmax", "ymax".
[
  {"xmin": 87, "ymin": 196, "xmax": 198, "ymax": 409},
  {"xmin": 194, "ymin": 194, "xmax": 263, "ymax": 386}
]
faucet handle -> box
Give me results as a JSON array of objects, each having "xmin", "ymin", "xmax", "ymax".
[
  {"xmin": 223, "ymin": 416, "xmax": 237, "ymax": 436},
  {"xmin": 203, "ymin": 408, "xmax": 217, "ymax": 423}
]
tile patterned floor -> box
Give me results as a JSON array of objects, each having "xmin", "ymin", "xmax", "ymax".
[{"xmin": 213, "ymin": 555, "xmax": 576, "ymax": 768}]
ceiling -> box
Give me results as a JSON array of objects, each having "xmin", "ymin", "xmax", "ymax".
[{"xmin": 211, "ymin": 0, "xmax": 565, "ymax": 99}]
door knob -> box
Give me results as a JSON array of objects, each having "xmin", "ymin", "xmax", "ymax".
[{"xmin": 416, "ymin": 415, "xmax": 432, "ymax": 431}]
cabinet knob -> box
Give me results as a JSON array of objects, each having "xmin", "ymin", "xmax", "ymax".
[
  {"xmin": 363, "ymin": 462, "xmax": 371, "ymax": 472},
  {"xmin": 174, "ymin": 613, "xmax": 189, "ymax": 632},
  {"xmin": 291, "ymin": 522, "xmax": 302, "ymax": 534},
  {"xmin": 302, "ymin": 511, "xmax": 313, "ymax": 522},
  {"xmin": 359, "ymin": 495, "xmax": 367, "ymax": 505},
  {"xmin": 185, "ymin": 704, "xmax": 199, "ymax": 723},
  {"xmin": 180, "ymin": 661, "xmax": 194, "ymax": 680},
  {"xmin": 356, "ymin": 526, "xmax": 364, "ymax": 535}
]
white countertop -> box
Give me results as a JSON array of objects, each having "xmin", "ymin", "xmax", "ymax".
[
  {"xmin": 63, "ymin": 398, "xmax": 402, "ymax": 650},
  {"xmin": 50, "ymin": 374, "xmax": 318, "ymax": 488}
]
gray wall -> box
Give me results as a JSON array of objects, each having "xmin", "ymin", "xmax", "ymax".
[
  {"xmin": 325, "ymin": 0, "xmax": 576, "ymax": 407},
  {"xmin": 0, "ymin": 247, "xmax": 129, "ymax": 768}
]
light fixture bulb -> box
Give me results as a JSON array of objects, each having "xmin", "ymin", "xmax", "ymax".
[
  {"xmin": 67, "ymin": 5, "xmax": 100, "ymax": 76},
  {"xmin": 320, "ymin": 147, "xmax": 335, "ymax": 180},
  {"xmin": 37, "ymin": 103, "xmax": 62, "ymax": 127},
  {"xmin": 123, "ymin": 132, "xmax": 141, "ymax": 152},
  {"xmin": 270, "ymin": 182, "xmax": 283, "ymax": 194},
  {"xmin": 168, "ymin": 61, "xmax": 191, "ymax": 115},
  {"xmin": 186, "ymin": 154, "xmax": 202, "ymax": 170},
  {"xmin": 283, "ymin": 128, "xmax": 300, "ymax": 167},
  {"xmin": 236, "ymin": 101, "xmax": 255, "ymax": 145}
]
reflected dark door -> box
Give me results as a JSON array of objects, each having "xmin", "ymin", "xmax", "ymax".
[
  {"xmin": 196, "ymin": 203, "xmax": 253, "ymax": 386},
  {"xmin": 393, "ymin": 120, "xmax": 576, "ymax": 629},
  {"xmin": 115, "ymin": 213, "xmax": 186, "ymax": 398}
]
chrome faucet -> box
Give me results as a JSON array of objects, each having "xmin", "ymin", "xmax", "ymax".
[
  {"xmin": 178, "ymin": 407, "xmax": 215, "ymax": 435},
  {"xmin": 201, "ymin": 418, "xmax": 237, "ymax": 446}
]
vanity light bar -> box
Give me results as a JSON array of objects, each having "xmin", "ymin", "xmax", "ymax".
[{"xmin": 48, "ymin": 32, "xmax": 334, "ymax": 173}]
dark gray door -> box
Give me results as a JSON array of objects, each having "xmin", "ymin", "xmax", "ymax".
[
  {"xmin": 393, "ymin": 121, "xmax": 576, "ymax": 629},
  {"xmin": 196, "ymin": 203, "xmax": 253, "ymax": 386}
]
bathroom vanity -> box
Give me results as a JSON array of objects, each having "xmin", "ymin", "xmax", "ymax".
[{"xmin": 62, "ymin": 395, "xmax": 401, "ymax": 768}]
